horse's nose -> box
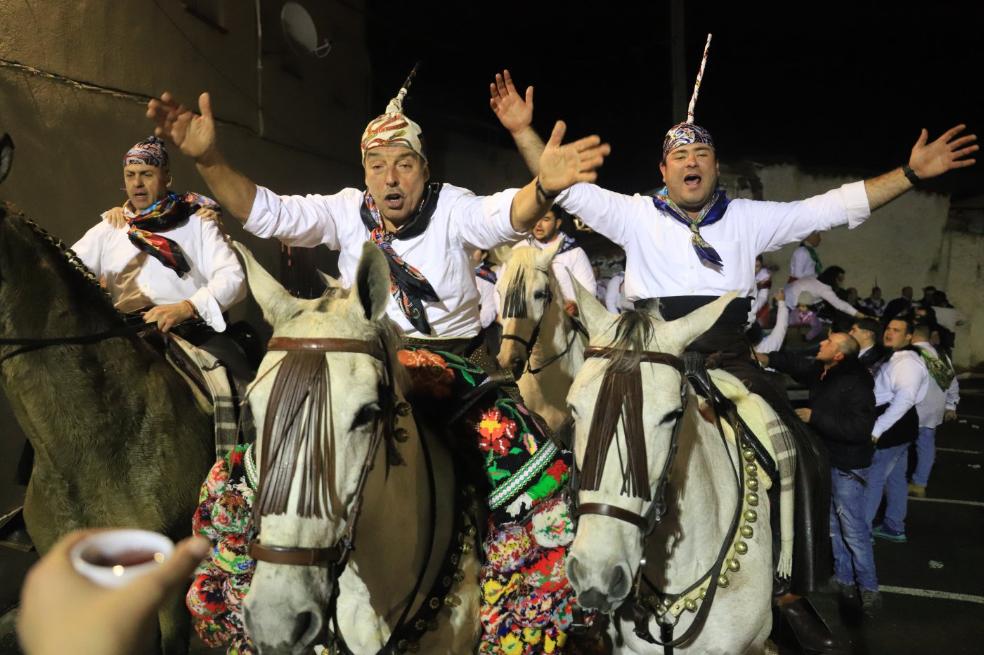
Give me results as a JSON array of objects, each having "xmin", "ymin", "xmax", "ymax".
[
  {"xmin": 568, "ymin": 556, "xmax": 632, "ymax": 611},
  {"xmin": 609, "ymin": 562, "xmax": 631, "ymax": 601},
  {"xmin": 577, "ymin": 587, "xmax": 613, "ymax": 613},
  {"xmin": 289, "ymin": 608, "xmax": 324, "ymax": 652}
]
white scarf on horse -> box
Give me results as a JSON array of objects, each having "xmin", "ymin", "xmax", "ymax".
[{"xmin": 707, "ymin": 368, "xmax": 797, "ymax": 578}]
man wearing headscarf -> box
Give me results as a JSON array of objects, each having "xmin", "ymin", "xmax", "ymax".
[
  {"xmin": 72, "ymin": 136, "xmax": 248, "ymax": 376},
  {"xmin": 489, "ymin": 49, "xmax": 976, "ymax": 652},
  {"xmin": 146, "ymin": 75, "xmax": 610, "ymax": 654}
]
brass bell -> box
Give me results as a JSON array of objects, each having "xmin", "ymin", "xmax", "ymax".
[
  {"xmin": 744, "ymin": 509, "xmax": 757, "ymax": 523},
  {"xmin": 746, "ymin": 492, "xmax": 759, "ymax": 507},
  {"xmin": 728, "ymin": 558, "xmax": 740, "ymax": 572},
  {"xmin": 453, "ymin": 570, "xmax": 465, "ymax": 582},
  {"xmin": 394, "ymin": 428, "xmax": 410, "ymax": 443},
  {"xmin": 746, "ymin": 478, "xmax": 759, "ymax": 491},
  {"xmin": 444, "ymin": 593, "xmax": 461, "ymax": 608},
  {"xmin": 740, "ymin": 525, "xmax": 754, "ymax": 538},
  {"xmin": 396, "ymin": 401, "xmax": 412, "ymax": 416},
  {"xmin": 745, "ymin": 463, "xmax": 758, "ymax": 476},
  {"xmin": 718, "ymin": 574, "xmax": 730, "ymax": 588},
  {"xmin": 699, "ymin": 586, "xmax": 707, "ymax": 599},
  {"xmin": 742, "ymin": 449, "xmax": 755, "ymax": 462},
  {"xmin": 735, "ymin": 540, "xmax": 748, "ymax": 555},
  {"xmin": 684, "ymin": 598, "xmax": 698, "ymax": 612}
]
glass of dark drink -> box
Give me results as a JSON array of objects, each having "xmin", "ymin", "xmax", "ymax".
[{"xmin": 69, "ymin": 529, "xmax": 175, "ymax": 588}]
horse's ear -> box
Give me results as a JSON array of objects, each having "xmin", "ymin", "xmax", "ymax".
[
  {"xmin": 572, "ymin": 274, "xmax": 617, "ymax": 338},
  {"xmin": 350, "ymin": 241, "xmax": 390, "ymax": 322},
  {"xmin": 665, "ymin": 291, "xmax": 739, "ymax": 352},
  {"xmin": 534, "ymin": 237, "xmax": 563, "ymax": 269},
  {"xmin": 318, "ymin": 269, "xmax": 342, "ymax": 293},
  {"xmin": 233, "ymin": 241, "xmax": 302, "ymax": 328}
]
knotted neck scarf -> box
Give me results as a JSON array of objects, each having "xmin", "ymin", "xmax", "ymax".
[
  {"xmin": 475, "ymin": 262, "xmax": 497, "ymax": 285},
  {"xmin": 124, "ymin": 191, "xmax": 220, "ymax": 276},
  {"xmin": 652, "ymin": 187, "xmax": 731, "ymax": 268},
  {"xmin": 360, "ymin": 183, "xmax": 442, "ymax": 334}
]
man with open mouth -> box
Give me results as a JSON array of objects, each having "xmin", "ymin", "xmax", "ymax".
[{"xmin": 489, "ymin": 36, "xmax": 976, "ymax": 652}]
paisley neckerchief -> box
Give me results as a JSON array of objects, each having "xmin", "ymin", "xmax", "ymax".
[
  {"xmin": 359, "ymin": 183, "xmax": 442, "ymax": 334},
  {"xmin": 652, "ymin": 187, "xmax": 730, "ymax": 268},
  {"xmin": 917, "ymin": 347, "xmax": 955, "ymax": 392},
  {"xmin": 475, "ymin": 263, "xmax": 497, "ymax": 285},
  {"xmin": 124, "ymin": 191, "xmax": 220, "ymax": 277}
]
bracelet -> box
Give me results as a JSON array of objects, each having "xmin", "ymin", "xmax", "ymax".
[
  {"xmin": 902, "ymin": 164, "xmax": 921, "ymax": 186},
  {"xmin": 535, "ymin": 177, "xmax": 559, "ymax": 204}
]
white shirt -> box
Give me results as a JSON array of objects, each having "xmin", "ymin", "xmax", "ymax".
[
  {"xmin": 557, "ymin": 181, "xmax": 870, "ymax": 303},
  {"xmin": 750, "ymin": 268, "xmax": 772, "ymax": 318},
  {"xmin": 912, "ymin": 342, "xmax": 960, "ymax": 428},
  {"xmin": 604, "ymin": 271, "xmax": 632, "ymax": 313},
  {"xmin": 754, "ymin": 302, "xmax": 789, "ymax": 354},
  {"xmin": 245, "ymin": 183, "xmax": 523, "ymax": 338},
  {"xmin": 872, "ymin": 349, "xmax": 930, "ymax": 438},
  {"xmin": 789, "ymin": 245, "xmax": 820, "ymax": 280},
  {"xmin": 783, "ymin": 277, "xmax": 859, "ymax": 317},
  {"xmin": 72, "ymin": 213, "xmax": 245, "ymax": 332},
  {"xmin": 476, "ymin": 273, "xmax": 498, "ymax": 329},
  {"xmin": 513, "ymin": 233, "xmax": 597, "ymax": 301}
]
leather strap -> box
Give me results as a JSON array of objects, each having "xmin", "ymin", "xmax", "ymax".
[
  {"xmin": 249, "ymin": 542, "xmax": 343, "ymax": 567},
  {"xmin": 267, "ymin": 337, "xmax": 386, "ymax": 361},
  {"xmin": 577, "ymin": 502, "xmax": 650, "ymax": 530},
  {"xmin": 584, "ymin": 346, "xmax": 685, "ymax": 373}
]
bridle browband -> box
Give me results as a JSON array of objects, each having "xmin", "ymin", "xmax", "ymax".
[
  {"xmin": 249, "ymin": 336, "xmax": 393, "ymax": 570},
  {"xmin": 572, "ymin": 345, "xmax": 688, "ymax": 536}
]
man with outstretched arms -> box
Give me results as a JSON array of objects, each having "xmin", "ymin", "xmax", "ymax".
[
  {"xmin": 489, "ymin": 51, "xmax": 975, "ymax": 651},
  {"xmin": 147, "ymin": 73, "xmax": 611, "ymax": 654}
]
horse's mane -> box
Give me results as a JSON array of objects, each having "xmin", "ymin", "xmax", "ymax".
[
  {"xmin": 606, "ymin": 309, "xmax": 659, "ymax": 372},
  {"xmin": 5, "ymin": 210, "xmax": 121, "ymax": 319}
]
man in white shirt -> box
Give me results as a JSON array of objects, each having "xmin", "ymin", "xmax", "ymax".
[
  {"xmin": 908, "ymin": 323, "xmax": 959, "ymax": 497},
  {"xmin": 864, "ymin": 319, "xmax": 930, "ymax": 543},
  {"xmin": 785, "ymin": 276, "xmax": 866, "ymax": 323},
  {"xmin": 788, "ymin": 232, "xmax": 823, "ymax": 281},
  {"xmin": 72, "ymin": 136, "xmax": 248, "ymax": 376},
  {"xmin": 146, "ymin": 88, "xmax": 607, "ymax": 341},
  {"xmin": 513, "ymin": 206, "xmax": 597, "ymax": 316}
]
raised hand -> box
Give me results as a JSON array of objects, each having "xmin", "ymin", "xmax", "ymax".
[
  {"xmin": 146, "ymin": 91, "xmax": 217, "ymax": 161},
  {"xmin": 489, "ymin": 70, "xmax": 534, "ymax": 135},
  {"xmin": 537, "ymin": 121, "xmax": 610, "ymax": 194},
  {"xmin": 908, "ymin": 124, "xmax": 978, "ymax": 180}
]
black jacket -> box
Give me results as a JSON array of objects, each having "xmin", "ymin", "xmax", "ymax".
[
  {"xmin": 768, "ymin": 352, "xmax": 877, "ymax": 470},
  {"xmin": 859, "ymin": 344, "xmax": 888, "ymax": 373}
]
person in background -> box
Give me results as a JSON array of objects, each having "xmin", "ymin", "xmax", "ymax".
[
  {"xmin": 789, "ymin": 231, "xmax": 823, "ymax": 281},
  {"xmin": 850, "ymin": 318, "xmax": 887, "ymax": 373},
  {"xmin": 882, "ymin": 286, "xmax": 914, "ymax": 323},
  {"xmin": 860, "ymin": 286, "xmax": 885, "ymax": 318},
  {"xmin": 908, "ymin": 322, "xmax": 959, "ymax": 498}
]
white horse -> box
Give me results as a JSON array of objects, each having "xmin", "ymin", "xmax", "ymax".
[
  {"xmin": 237, "ymin": 242, "xmax": 480, "ymax": 655},
  {"xmin": 564, "ymin": 286, "xmax": 773, "ymax": 654},
  {"xmin": 496, "ymin": 240, "xmax": 586, "ymax": 431}
]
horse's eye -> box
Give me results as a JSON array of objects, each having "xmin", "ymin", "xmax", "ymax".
[
  {"xmin": 533, "ymin": 289, "xmax": 549, "ymax": 300},
  {"xmin": 659, "ymin": 408, "xmax": 684, "ymax": 426},
  {"xmin": 351, "ymin": 402, "xmax": 381, "ymax": 430}
]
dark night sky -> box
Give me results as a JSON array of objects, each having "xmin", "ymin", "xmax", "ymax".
[{"xmin": 366, "ymin": 0, "xmax": 983, "ymax": 198}]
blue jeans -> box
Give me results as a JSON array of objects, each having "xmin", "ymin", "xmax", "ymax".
[
  {"xmin": 831, "ymin": 467, "xmax": 878, "ymax": 591},
  {"xmin": 864, "ymin": 443, "xmax": 909, "ymax": 533},
  {"xmin": 911, "ymin": 426, "xmax": 937, "ymax": 487}
]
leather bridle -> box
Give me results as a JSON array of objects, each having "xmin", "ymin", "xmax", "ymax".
[
  {"xmin": 249, "ymin": 336, "xmax": 396, "ymax": 572},
  {"xmin": 571, "ymin": 346, "xmax": 688, "ymax": 537}
]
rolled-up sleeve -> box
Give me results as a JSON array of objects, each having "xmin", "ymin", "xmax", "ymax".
[
  {"xmin": 873, "ymin": 358, "xmax": 924, "ymax": 438},
  {"xmin": 751, "ymin": 181, "xmax": 872, "ymax": 254},
  {"xmin": 451, "ymin": 188, "xmax": 525, "ymax": 250},
  {"xmin": 187, "ymin": 217, "xmax": 246, "ymax": 332},
  {"xmin": 244, "ymin": 185, "xmax": 354, "ymax": 249}
]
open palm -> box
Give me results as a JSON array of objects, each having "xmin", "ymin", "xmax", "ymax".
[
  {"xmin": 909, "ymin": 124, "xmax": 978, "ymax": 179},
  {"xmin": 489, "ymin": 70, "xmax": 533, "ymax": 135},
  {"xmin": 537, "ymin": 121, "xmax": 610, "ymax": 193},
  {"xmin": 146, "ymin": 92, "xmax": 217, "ymax": 160}
]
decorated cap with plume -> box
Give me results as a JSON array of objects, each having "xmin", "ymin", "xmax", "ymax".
[
  {"xmin": 124, "ymin": 135, "xmax": 169, "ymax": 170},
  {"xmin": 662, "ymin": 34, "xmax": 714, "ymax": 159},
  {"xmin": 360, "ymin": 63, "xmax": 426, "ymax": 163}
]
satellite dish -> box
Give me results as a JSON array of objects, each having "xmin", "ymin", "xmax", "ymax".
[{"xmin": 281, "ymin": 1, "xmax": 332, "ymax": 58}]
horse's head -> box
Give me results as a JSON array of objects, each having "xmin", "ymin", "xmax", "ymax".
[
  {"xmin": 564, "ymin": 283, "xmax": 736, "ymax": 612},
  {"xmin": 496, "ymin": 238, "xmax": 562, "ymax": 377},
  {"xmin": 237, "ymin": 241, "xmax": 403, "ymax": 653}
]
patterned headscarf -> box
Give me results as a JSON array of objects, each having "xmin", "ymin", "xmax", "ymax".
[
  {"xmin": 124, "ymin": 135, "xmax": 169, "ymax": 170},
  {"xmin": 360, "ymin": 65, "xmax": 426, "ymax": 163},
  {"xmin": 662, "ymin": 34, "xmax": 715, "ymax": 159}
]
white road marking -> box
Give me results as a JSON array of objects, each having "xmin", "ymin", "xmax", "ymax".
[
  {"xmin": 910, "ymin": 497, "xmax": 984, "ymax": 508},
  {"xmin": 880, "ymin": 585, "xmax": 984, "ymax": 605},
  {"xmin": 937, "ymin": 447, "xmax": 983, "ymax": 455}
]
